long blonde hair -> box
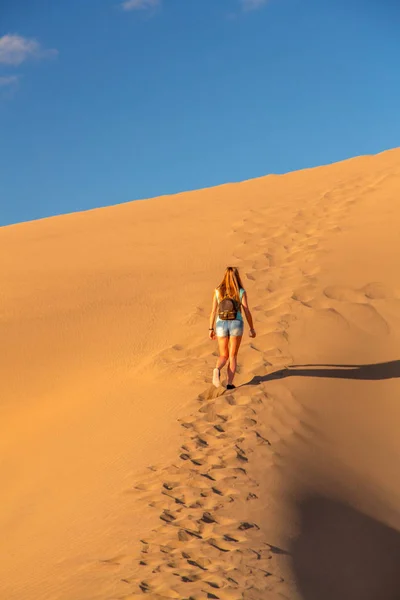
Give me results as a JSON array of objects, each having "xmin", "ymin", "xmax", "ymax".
[{"xmin": 217, "ymin": 267, "xmax": 244, "ymax": 302}]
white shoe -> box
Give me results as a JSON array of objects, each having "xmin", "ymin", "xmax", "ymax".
[{"xmin": 212, "ymin": 368, "xmax": 221, "ymax": 388}]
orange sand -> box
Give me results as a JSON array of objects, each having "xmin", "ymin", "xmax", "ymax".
[{"xmin": 1, "ymin": 147, "xmax": 400, "ymax": 599}]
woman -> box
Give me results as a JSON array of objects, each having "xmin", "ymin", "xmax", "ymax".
[{"xmin": 209, "ymin": 267, "xmax": 256, "ymax": 389}]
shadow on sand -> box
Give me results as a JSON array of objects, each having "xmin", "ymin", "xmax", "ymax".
[
  {"xmin": 290, "ymin": 494, "xmax": 400, "ymax": 600},
  {"xmin": 244, "ymin": 360, "xmax": 400, "ymax": 597},
  {"xmin": 245, "ymin": 360, "xmax": 400, "ymax": 386}
]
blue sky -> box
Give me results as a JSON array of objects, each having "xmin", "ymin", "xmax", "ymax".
[{"xmin": 0, "ymin": 0, "xmax": 399, "ymax": 226}]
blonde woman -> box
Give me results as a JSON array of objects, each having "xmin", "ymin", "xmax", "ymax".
[{"xmin": 209, "ymin": 267, "xmax": 256, "ymax": 389}]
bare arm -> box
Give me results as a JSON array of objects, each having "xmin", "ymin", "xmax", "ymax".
[
  {"xmin": 241, "ymin": 291, "xmax": 256, "ymax": 336},
  {"xmin": 209, "ymin": 292, "xmax": 218, "ymax": 338}
]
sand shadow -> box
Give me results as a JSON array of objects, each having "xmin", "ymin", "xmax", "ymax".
[
  {"xmin": 290, "ymin": 494, "xmax": 400, "ymax": 600},
  {"xmin": 245, "ymin": 360, "xmax": 400, "ymax": 386}
]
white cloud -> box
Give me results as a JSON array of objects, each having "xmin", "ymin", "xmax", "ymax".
[
  {"xmin": 121, "ymin": 0, "xmax": 160, "ymax": 11},
  {"xmin": 241, "ymin": 0, "xmax": 269, "ymax": 10},
  {"xmin": 0, "ymin": 34, "xmax": 58, "ymax": 66},
  {"xmin": 0, "ymin": 75, "xmax": 19, "ymax": 87}
]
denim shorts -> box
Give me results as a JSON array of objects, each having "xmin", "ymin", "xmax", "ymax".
[{"xmin": 215, "ymin": 318, "xmax": 244, "ymax": 338}]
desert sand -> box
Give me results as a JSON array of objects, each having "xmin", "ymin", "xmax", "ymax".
[{"xmin": 1, "ymin": 147, "xmax": 400, "ymax": 600}]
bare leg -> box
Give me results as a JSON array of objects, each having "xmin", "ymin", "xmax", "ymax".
[
  {"xmin": 216, "ymin": 336, "xmax": 229, "ymax": 371},
  {"xmin": 227, "ymin": 335, "xmax": 242, "ymax": 385}
]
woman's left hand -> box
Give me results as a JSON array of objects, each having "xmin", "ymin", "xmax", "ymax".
[{"xmin": 209, "ymin": 329, "xmax": 216, "ymax": 340}]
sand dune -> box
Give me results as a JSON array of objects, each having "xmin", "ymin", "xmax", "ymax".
[{"xmin": 1, "ymin": 147, "xmax": 400, "ymax": 599}]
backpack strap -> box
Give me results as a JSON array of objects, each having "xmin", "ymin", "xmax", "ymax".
[{"xmin": 216, "ymin": 287, "xmax": 244, "ymax": 304}]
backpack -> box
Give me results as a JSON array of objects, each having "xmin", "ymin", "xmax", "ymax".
[{"xmin": 217, "ymin": 290, "xmax": 241, "ymax": 320}]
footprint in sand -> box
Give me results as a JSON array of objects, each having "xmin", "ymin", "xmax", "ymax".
[
  {"xmin": 323, "ymin": 286, "xmax": 367, "ymax": 303},
  {"xmin": 292, "ymin": 285, "xmax": 317, "ymax": 304},
  {"xmin": 361, "ymin": 282, "xmax": 400, "ymax": 300},
  {"xmin": 336, "ymin": 302, "xmax": 390, "ymax": 336}
]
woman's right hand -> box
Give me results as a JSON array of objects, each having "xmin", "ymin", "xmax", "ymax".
[
  {"xmin": 249, "ymin": 328, "xmax": 256, "ymax": 338},
  {"xmin": 209, "ymin": 329, "xmax": 216, "ymax": 340}
]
